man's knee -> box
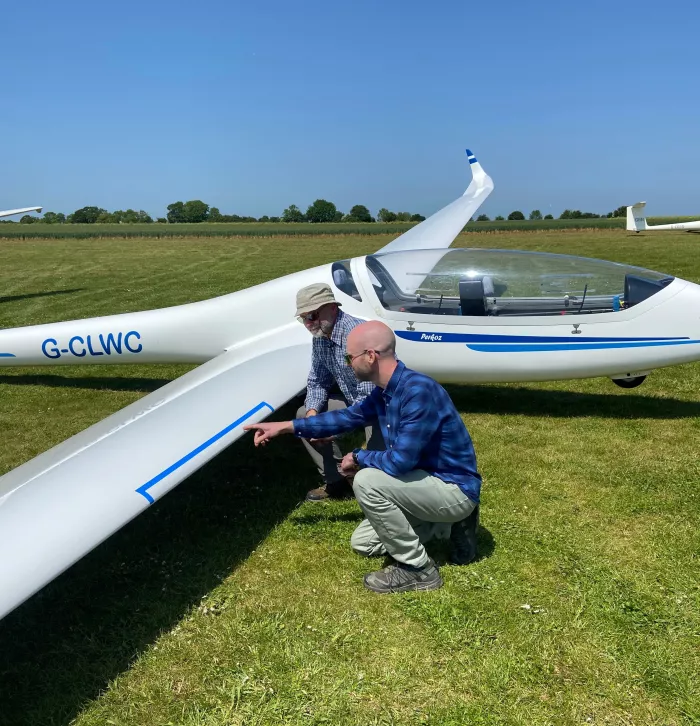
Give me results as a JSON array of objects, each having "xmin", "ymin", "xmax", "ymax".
[
  {"xmin": 350, "ymin": 524, "xmax": 385, "ymax": 558},
  {"xmin": 351, "ymin": 468, "xmax": 376, "ymax": 499},
  {"xmin": 350, "ymin": 527, "xmax": 371, "ymax": 556}
]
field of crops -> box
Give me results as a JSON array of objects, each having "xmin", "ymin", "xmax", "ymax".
[{"xmin": 1, "ymin": 216, "xmax": 698, "ymax": 240}]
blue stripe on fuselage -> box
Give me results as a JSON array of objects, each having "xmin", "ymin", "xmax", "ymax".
[
  {"xmin": 395, "ymin": 331, "xmax": 689, "ymax": 344},
  {"xmin": 466, "ymin": 340, "xmax": 700, "ymax": 352}
]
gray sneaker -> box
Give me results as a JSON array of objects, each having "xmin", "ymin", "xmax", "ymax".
[{"xmin": 363, "ymin": 558, "xmax": 443, "ymax": 594}]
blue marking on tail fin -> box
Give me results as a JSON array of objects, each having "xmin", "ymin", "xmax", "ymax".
[{"xmin": 466, "ymin": 149, "xmax": 477, "ymax": 164}]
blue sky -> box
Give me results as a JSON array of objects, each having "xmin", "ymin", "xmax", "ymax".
[{"xmin": 2, "ymin": 0, "xmax": 699, "ymax": 219}]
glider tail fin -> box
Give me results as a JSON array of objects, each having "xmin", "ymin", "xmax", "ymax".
[{"xmin": 627, "ymin": 202, "xmax": 648, "ymax": 232}]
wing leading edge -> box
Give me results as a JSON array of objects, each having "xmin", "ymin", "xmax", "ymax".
[{"xmin": 0, "ymin": 334, "xmax": 310, "ymax": 620}]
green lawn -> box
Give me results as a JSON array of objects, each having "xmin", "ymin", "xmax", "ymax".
[{"xmin": 0, "ymin": 230, "xmax": 698, "ymax": 726}]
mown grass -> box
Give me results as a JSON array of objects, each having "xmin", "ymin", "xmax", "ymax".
[
  {"xmin": 0, "ymin": 229, "xmax": 698, "ymax": 725},
  {"xmin": 1, "ymin": 216, "xmax": 698, "ymax": 240}
]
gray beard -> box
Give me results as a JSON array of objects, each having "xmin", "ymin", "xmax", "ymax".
[{"xmin": 310, "ymin": 320, "xmax": 334, "ymax": 338}]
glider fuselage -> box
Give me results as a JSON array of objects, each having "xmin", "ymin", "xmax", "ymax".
[{"xmin": 2, "ymin": 249, "xmax": 699, "ymax": 385}]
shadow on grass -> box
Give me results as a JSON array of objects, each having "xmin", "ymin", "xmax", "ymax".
[
  {"xmin": 0, "ymin": 373, "xmax": 172, "ymax": 393},
  {"xmin": 445, "ymin": 383, "xmax": 700, "ymax": 419},
  {"xmin": 0, "ymin": 399, "xmax": 314, "ymax": 726},
  {"xmin": 290, "ymin": 510, "xmax": 365, "ymax": 526},
  {"xmin": 0, "ymin": 288, "xmax": 84, "ymax": 305}
]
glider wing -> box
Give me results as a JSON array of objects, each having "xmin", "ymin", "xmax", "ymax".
[{"xmin": 0, "ymin": 336, "xmax": 310, "ymax": 619}]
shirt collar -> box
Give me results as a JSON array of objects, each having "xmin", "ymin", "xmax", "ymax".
[{"xmin": 382, "ymin": 360, "xmax": 405, "ymax": 401}]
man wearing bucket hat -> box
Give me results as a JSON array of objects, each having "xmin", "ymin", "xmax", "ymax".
[{"xmin": 294, "ymin": 282, "xmax": 384, "ymax": 501}]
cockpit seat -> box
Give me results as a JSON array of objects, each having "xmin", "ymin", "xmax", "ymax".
[
  {"xmin": 623, "ymin": 274, "xmax": 672, "ymax": 307},
  {"xmin": 459, "ymin": 278, "xmax": 486, "ymax": 316}
]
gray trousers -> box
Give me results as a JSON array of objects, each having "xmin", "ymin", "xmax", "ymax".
[
  {"xmin": 350, "ymin": 468, "xmax": 477, "ymax": 569},
  {"xmin": 296, "ymin": 395, "xmax": 384, "ymax": 485}
]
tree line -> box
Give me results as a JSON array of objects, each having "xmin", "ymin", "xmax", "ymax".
[
  {"xmin": 475, "ymin": 206, "xmax": 629, "ymax": 222},
  {"xmin": 10, "ymin": 199, "xmax": 427, "ymax": 225},
  {"xmin": 8, "ymin": 201, "xmax": 631, "ymax": 226}
]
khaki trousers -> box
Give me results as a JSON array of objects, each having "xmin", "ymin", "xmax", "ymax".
[
  {"xmin": 296, "ymin": 395, "xmax": 384, "ymax": 485},
  {"xmin": 350, "ymin": 468, "xmax": 476, "ymax": 568}
]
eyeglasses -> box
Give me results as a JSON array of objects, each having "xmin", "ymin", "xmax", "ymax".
[
  {"xmin": 297, "ymin": 310, "xmax": 320, "ymax": 323},
  {"xmin": 344, "ymin": 349, "xmax": 383, "ymax": 366}
]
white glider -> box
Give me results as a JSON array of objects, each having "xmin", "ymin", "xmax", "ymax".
[
  {"xmin": 0, "ymin": 206, "xmax": 42, "ymax": 219},
  {"xmin": 626, "ymin": 202, "xmax": 700, "ymax": 232},
  {"xmin": 2, "ymin": 150, "xmax": 700, "ymax": 621}
]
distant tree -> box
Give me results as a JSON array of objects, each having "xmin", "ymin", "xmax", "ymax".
[
  {"xmin": 258, "ymin": 215, "xmax": 270, "ymax": 223},
  {"xmin": 269, "ymin": 216, "xmax": 281, "ymax": 223},
  {"xmin": 476, "ymin": 214, "xmax": 490, "ymax": 222},
  {"xmin": 559, "ymin": 209, "xmax": 573, "ymax": 219},
  {"xmin": 394, "ymin": 211, "xmax": 411, "ymax": 222},
  {"xmin": 96, "ymin": 212, "xmax": 115, "ymax": 223},
  {"xmin": 42, "ymin": 211, "xmax": 65, "ymax": 224},
  {"xmin": 611, "ymin": 205, "xmax": 626, "ymax": 218},
  {"xmin": 306, "ymin": 199, "xmax": 337, "ymax": 223},
  {"xmin": 182, "ymin": 200, "xmax": 209, "ymax": 223},
  {"xmin": 507, "ymin": 210, "xmax": 525, "ymax": 221},
  {"xmin": 377, "ymin": 208, "xmax": 397, "ymax": 223},
  {"xmin": 19, "ymin": 215, "xmax": 36, "ymax": 224},
  {"xmin": 544, "ymin": 214, "xmax": 553, "ymax": 220},
  {"xmin": 333, "ymin": 210, "xmax": 344, "ymax": 222},
  {"xmin": 156, "ymin": 217, "xmax": 167, "ymax": 223},
  {"xmin": 529, "ymin": 209, "xmax": 543, "ymax": 220},
  {"xmin": 580, "ymin": 212, "xmax": 600, "ymax": 219},
  {"xmin": 346, "ymin": 204, "xmax": 373, "ymax": 223},
  {"xmin": 68, "ymin": 206, "xmax": 107, "ymax": 224},
  {"xmin": 494, "ymin": 215, "xmax": 505, "ymax": 221},
  {"xmin": 410, "ymin": 213, "xmax": 426, "ymax": 222},
  {"xmin": 209, "ymin": 207, "xmax": 223, "ymax": 222},
  {"xmin": 282, "ymin": 204, "xmax": 305, "ymax": 222},
  {"xmin": 167, "ymin": 201, "xmax": 185, "ymax": 223}
]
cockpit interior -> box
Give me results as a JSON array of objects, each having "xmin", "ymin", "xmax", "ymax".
[{"xmin": 332, "ymin": 249, "xmax": 674, "ymax": 318}]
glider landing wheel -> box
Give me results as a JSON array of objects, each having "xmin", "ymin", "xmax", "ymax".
[{"xmin": 612, "ymin": 375, "xmax": 646, "ymax": 389}]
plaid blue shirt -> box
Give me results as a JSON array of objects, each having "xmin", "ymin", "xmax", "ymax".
[
  {"xmin": 294, "ymin": 361, "xmax": 481, "ymax": 503},
  {"xmin": 304, "ymin": 309, "xmax": 374, "ymax": 412}
]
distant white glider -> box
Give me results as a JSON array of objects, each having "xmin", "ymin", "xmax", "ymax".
[
  {"xmin": 626, "ymin": 202, "xmax": 700, "ymax": 232},
  {"xmin": 0, "ymin": 206, "xmax": 42, "ymax": 219}
]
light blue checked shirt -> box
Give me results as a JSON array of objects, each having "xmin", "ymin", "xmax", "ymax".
[{"xmin": 304, "ymin": 309, "xmax": 375, "ymax": 412}]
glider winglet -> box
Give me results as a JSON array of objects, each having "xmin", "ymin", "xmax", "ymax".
[{"xmin": 375, "ymin": 146, "xmax": 494, "ymax": 253}]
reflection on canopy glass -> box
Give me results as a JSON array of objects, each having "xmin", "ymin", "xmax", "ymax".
[{"xmin": 365, "ymin": 249, "xmax": 674, "ymax": 317}]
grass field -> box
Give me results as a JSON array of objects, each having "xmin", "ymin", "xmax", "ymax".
[
  {"xmin": 1, "ymin": 216, "xmax": 699, "ymax": 240},
  {"xmin": 0, "ymin": 229, "xmax": 698, "ymax": 725}
]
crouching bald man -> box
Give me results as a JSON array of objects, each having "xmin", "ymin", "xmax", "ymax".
[{"xmin": 244, "ymin": 321, "xmax": 481, "ymax": 594}]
